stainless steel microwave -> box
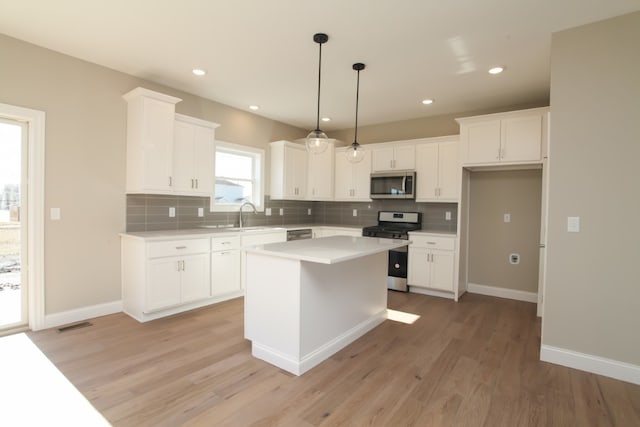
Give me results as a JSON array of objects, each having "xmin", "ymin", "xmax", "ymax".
[{"xmin": 370, "ymin": 171, "xmax": 416, "ymax": 199}]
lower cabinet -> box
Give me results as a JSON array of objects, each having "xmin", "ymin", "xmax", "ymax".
[
  {"xmin": 211, "ymin": 235, "xmax": 241, "ymax": 296},
  {"xmin": 407, "ymin": 233, "xmax": 456, "ymax": 293}
]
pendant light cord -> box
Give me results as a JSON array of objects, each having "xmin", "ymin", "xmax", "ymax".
[
  {"xmin": 315, "ymin": 42, "xmax": 322, "ymax": 131},
  {"xmin": 354, "ymin": 67, "xmax": 360, "ymax": 144}
]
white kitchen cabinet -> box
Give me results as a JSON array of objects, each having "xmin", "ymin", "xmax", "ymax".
[
  {"xmin": 408, "ymin": 233, "xmax": 456, "ymax": 293},
  {"xmin": 122, "ymin": 237, "xmax": 211, "ymax": 319},
  {"xmin": 372, "ymin": 144, "xmax": 415, "ymax": 171},
  {"xmin": 457, "ymin": 107, "xmax": 549, "ymax": 166},
  {"xmin": 334, "ymin": 147, "xmax": 372, "ymax": 201},
  {"xmin": 173, "ymin": 114, "xmax": 219, "ymax": 196},
  {"xmin": 415, "ymin": 137, "xmax": 459, "ymax": 202},
  {"xmin": 210, "ymin": 235, "xmax": 241, "ymax": 296},
  {"xmin": 123, "ymin": 87, "xmax": 182, "ymax": 193},
  {"xmin": 270, "ymin": 140, "xmax": 307, "ymax": 200},
  {"xmin": 307, "ymin": 141, "xmax": 335, "ymax": 200}
]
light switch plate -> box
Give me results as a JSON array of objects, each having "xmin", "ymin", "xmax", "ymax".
[
  {"xmin": 197, "ymin": 207, "xmax": 204, "ymax": 217},
  {"xmin": 50, "ymin": 208, "xmax": 61, "ymax": 220},
  {"xmin": 445, "ymin": 211, "xmax": 451, "ymax": 221},
  {"xmin": 353, "ymin": 209, "xmax": 357, "ymax": 217},
  {"xmin": 308, "ymin": 208, "xmax": 312, "ymax": 216},
  {"xmin": 169, "ymin": 207, "xmax": 176, "ymax": 217},
  {"xmin": 265, "ymin": 208, "xmax": 272, "ymax": 216},
  {"xmin": 568, "ymin": 216, "xmax": 580, "ymax": 232},
  {"xmin": 504, "ymin": 213, "xmax": 511, "ymax": 223},
  {"xmin": 279, "ymin": 208, "xmax": 284, "ymax": 216}
]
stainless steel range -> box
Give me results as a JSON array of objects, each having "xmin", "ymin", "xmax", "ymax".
[{"xmin": 362, "ymin": 211, "xmax": 422, "ymax": 291}]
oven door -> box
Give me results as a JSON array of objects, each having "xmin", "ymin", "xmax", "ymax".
[{"xmin": 388, "ymin": 246, "xmax": 408, "ymax": 291}]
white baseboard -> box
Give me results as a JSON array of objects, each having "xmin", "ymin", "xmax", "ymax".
[
  {"xmin": 251, "ymin": 310, "xmax": 387, "ymax": 376},
  {"xmin": 42, "ymin": 300, "xmax": 123, "ymax": 330},
  {"xmin": 541, "ymin": 344, "xmax": 640, "ymax": 385},
  {"xmin": 467, "ymin": 282, "xmax": 537, "ymax": 303}
]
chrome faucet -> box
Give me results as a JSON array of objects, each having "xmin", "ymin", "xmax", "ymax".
[{"xmin": 239, "ymin": 201, "xmax": 257, "ymax": 229}]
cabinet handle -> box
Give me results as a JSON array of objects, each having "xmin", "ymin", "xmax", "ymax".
[
  {"xmin": 181, "ymin": 260, "xmax": 185, "ymax": 271},
  {"xmin": 195, "ymin": 179, "xmax": 199, "ymax": 189},
  {"xmin": 176, "ymin": 261, "xmax": 181, "ymax": 271},
  {"xmin": 427, "ymin": 242, "xmax": 436, "ymax": 245},
  {"xmin": 169, "ymin": 176, "xmax": 173, "ymax": 186},
  {"xmin": 176, "ymin": 246, "xmax": 187, "ymax": 249},
  {"xmin": 222, "ymin": 241, "xmax": 232, "ymax": 245}
]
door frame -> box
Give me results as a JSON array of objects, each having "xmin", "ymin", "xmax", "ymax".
[{"xmin": 0, "ymin": 102, "xmax": 45, "ymax": 331}]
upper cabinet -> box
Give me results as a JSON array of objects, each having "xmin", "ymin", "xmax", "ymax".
[
  {"xmin": 306, "ymin": 141, "xmax": 335, "ymax": 201},
  {"xmin": 123, "ymin": 87, "xmax": 220, "ymax": 196},
  {"xmin": 123, "ymin": 87, "xmax": 182, "ymax": 194},
  {"xmin": 173, "ymin": 114, "xmax": 220, "ymax": 197},
  {"xmin": 270, "ymin": 140, "xmax": 307, "ymax": 200},
  {"xmin": 372, "ymin": 144, "xmax": 415, "ymax": 171},
  {"xmin": 415, "ymin": 137, "xmax": 459, "ymax": 202},
  {"xmin": 334, "ymin": 147, "xmax": 372, "ymax": 201},
  {"xmin": 456, "ymin": 107, "xmax": 549, "ymax": 166}
]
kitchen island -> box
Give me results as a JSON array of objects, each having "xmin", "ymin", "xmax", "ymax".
[{"xmin": 244, "ymin": 235, "xmax": 409, "ymax": 375}]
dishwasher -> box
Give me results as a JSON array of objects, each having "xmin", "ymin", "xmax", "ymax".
[{"xmin": 286, "ymin": 228, "xmax": 313, "ymax": 241}]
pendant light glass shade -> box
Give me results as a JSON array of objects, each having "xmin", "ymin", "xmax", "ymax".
[
  {"xmin": 346, "ymin": 63, "xmax": 366, "ymax": 163},
  {"xmin": 306, "ymin": 33, "xmax": 329, "ymax": 154}
]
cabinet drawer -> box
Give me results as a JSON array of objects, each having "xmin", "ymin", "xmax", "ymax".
[
  {"xmin": 211, "ymin": 235, "xmax": 241, "ymax": 251},
  {"xmin": 409, "ymin": 235, "xmax": 455, "ymax": 250},
  {"xmin": 147, "ymin": 238, "xmax": 210, "ymax": 258}
]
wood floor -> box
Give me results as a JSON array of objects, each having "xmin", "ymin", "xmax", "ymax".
[{"xmin": 28, "ymin": 292, "xmax": 640, "ymax": 426}]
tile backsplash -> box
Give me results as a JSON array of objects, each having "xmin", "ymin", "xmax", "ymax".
[{"xmin": 126, "ymin": 195, "xmax": 457, "ymax": 233}]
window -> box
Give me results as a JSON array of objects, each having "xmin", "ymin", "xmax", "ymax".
[{"xmin": 210, "ymin": 141, "xmax": 264, "ymax": 212}]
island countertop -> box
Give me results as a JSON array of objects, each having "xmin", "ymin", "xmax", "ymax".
[{"xmin": 244, "ymin": 235, "xmax": 408, "ymax": 265}]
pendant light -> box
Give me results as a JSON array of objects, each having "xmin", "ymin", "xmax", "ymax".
[
  {"xmin": 346, "ymin": 63, "xmax": 366, "ymax": 163},
  {"xmin": 306, "ymin": 33, "xmax": 330, "ymax": 154}
]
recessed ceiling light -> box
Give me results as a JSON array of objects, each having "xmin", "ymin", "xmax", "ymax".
[
  {"xmin": 192, "ymin": 68, "xmax": 206, "ymax": 76},
  {"xmin": 321, "ymin": 117, "xmax": 331, "ymax": 122},
  {"xmin": 422, "ymin": 99, "xmax": 434, "ymax": 105},
  {"xmin": 249, "ymin": 105, "xmax": 259, "ymax": 111},
  {"xmin": 488, "ymin": 66, "xmax": 504, "ymax": 75}
]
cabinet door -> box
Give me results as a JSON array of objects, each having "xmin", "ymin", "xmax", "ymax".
[
  {"xmin": 463, "ymin": 120, "xmax": 501, "ymax": 164},
  {"xmin": 142, "ymin": 98, "xmax": 175, "ymax": 191},
  {"xmin": 501, "ymin": 115, "xmax": 542, "ymax": 162},
  {"xmin": 408, "ymin": 247, "xmax": 430, "ymax": 287},
  {"xmin": 393, "ymin": 145, "xmax": 416, "ymax": 170},
  {"xmin": 307, "ymin": 143, "xmax": 334, "ymax": 200},
  {"xmin": 285, "ymin": 145, "xmax": 307, "ymax": 199},
  {"xmin": 146, "ymin": 258, "xmax": 181, "ymax": 312},
  {"xmin": 372, "ymin": 147, "xmax": 395, "ymax": 171},
  {"xmin": 172, "ymin": 120, "xmax": 196, "ymax": 193},
  {"xmin": 193, "ymin": 125, "xmax": 215, "ymax": 196},
  {"xmin": 352, "ymin": 150, "xmax": 372, "ymax": 200},
  {"xmin": 415, "ymin": 144, "xmax": 439, "ymax": 200},
  {"xmin": 334, "ymin": 151, "xmax": 354, "ymax": 200},
  {"xmin": 429, "ymin": 249, "xmax": 455, "ymax": 291},
  {"xmin": 180, "ymin": 253, "xmax": 211, "ymax": 303},
  {"xmin": 437, "ymin": 141, "xmax": 459, "ymax": 201},
  {"xmin": 211, "ymin": 250, "xmax": 241, "ymax": 296}
]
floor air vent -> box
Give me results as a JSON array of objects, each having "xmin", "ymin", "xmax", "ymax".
[{"xmin": 57, "ymin": 321, "xmax": 92, "ymax": 333}]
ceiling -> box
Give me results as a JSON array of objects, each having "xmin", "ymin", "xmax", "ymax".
[{"xmin": 1, "ymin": 1, "xmax": 638, "ymax": 131}]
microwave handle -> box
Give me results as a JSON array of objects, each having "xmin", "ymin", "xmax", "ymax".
[{"xmin": 402, "ymin": 175, "xmax": 406, "ymax": 193}]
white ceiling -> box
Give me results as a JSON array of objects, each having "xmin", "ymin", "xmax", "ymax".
[{"xmin": 1, "ymin": 0, "xmax": 638, "ymax": 131}]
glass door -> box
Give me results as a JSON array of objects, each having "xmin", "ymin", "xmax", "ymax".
[{"xmin": 0, "ymin": 118, "xmax": 27, "ymax": 331}]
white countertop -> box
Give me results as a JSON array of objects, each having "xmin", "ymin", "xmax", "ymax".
[{"xmin": 244, "ymin": 235, "xmax": 409, "ymax": 265}]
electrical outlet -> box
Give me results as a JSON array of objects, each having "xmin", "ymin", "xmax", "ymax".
[
  {"xmin": 279, "ymin": 208, "xmax": 284, "ymax": 216},
  {"xmin": 307, "ymin": 208, "xmax": 312, "ymax": 215},
  {"xmin": 445, "ymin": 211, "xmax": 451, "ymax": 221},
  {"xmin": 169, "ymin": 207, "xmax": 176, "ymax": 218},
  {"xmin": 265, "ymin": 208, "xmax": 272, "ymax": 216},
  {"xmin": 568, "ymin": 216, "xmax": 580, "ymax": 232},
  {"xmin": 352, "ymin": 209, "xmax": 357, "ymax": 217},
  {"xmin": 509, "ymin": 253, "xmax": 520, "ymax": 264},
  {"xmin": 198, "ymin": 207, "xmax": 204, "ymax": 217},
  {"xmin": 504, "ymin": 213, "xmax": 511, "ymax": 223}
]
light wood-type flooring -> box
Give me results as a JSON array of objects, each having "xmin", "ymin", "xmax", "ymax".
[{"xmin": 27, "ymin": 292, "xmax": 640, "ymax": 426}]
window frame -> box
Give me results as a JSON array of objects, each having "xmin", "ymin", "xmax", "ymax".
[{"xmin": 210, "ymin": 140, "xmax": 265, "ymax": 213}]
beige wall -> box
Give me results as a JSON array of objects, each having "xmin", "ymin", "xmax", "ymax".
[
  {"xmin": 331, "ymin": 101, "xmax": 549, "ymax": 145},
  {"xmin": 544, "ymin": 12, "xmax": 640, "ymax": 365},
  {"xmin": 0, "ymin": 34, "xmax": 305, "ymax": 315},
  {"xmin": 468, "ymin": 170, "xmax": 542, "ymax": 293}
]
